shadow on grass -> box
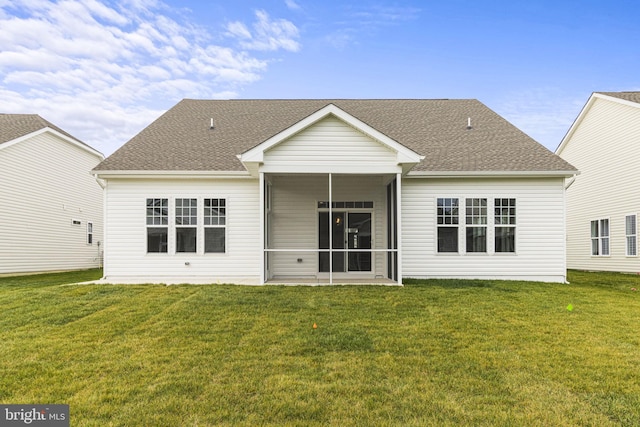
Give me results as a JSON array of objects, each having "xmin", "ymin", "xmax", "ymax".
[{"xmin": 403, "ymin": 277, "xmax": 518, "ymax": 290}]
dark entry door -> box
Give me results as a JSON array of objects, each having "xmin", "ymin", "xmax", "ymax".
[{"xmin": 319, "ymin": 212, "xmax": 371, "ymax": 272}]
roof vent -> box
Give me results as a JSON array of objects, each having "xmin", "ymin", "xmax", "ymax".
[
  {"xmin": 466, "ymin": 117, "xmax": 472, "ymax": 130},
  {"xmin": 210, "ymin": 118, "xmax": 214, "ymax": 130}
]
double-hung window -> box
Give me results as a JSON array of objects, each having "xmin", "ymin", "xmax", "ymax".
[
  {"xmin": 437, "ymin": 198, "xmax": 459, "ymax": 252},
  {"xmin": 204, "ymin": 198, "xmax": 226, "ymax": 253},
  {"xmin": 176, "ymin": 198, "xmax": 197, "ymax": 253},
  {"xmin": 495, "ymin": 198, "xmax": 516, "ymax": 253},
  {"xmin": 87, "ymin": 222, "xmax": 94, "ymax": 245},
  {"xmin": 147, "ymin": 198, "xmax": 168, "ymax": 253},
  {"xmin": 465, "ymin": 198, "xmax": 487, "ymax": 252},
  {"xmin": 591, "ymin": 218, "xmax": 610, "ymax": 256},
  {"xmin": 626, "ymin": 214, "xmax": 637, "ymax": 257}
]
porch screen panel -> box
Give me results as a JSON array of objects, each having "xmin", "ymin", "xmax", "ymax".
[{"xmin": 319, "ymin": 212, "xmax": 345, "ymax": 272}]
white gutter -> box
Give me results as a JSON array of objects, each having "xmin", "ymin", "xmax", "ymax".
[
  {"xmin": 406, "ymin": 170, "xmax": 579, "ymax": 178},
  {"xmin": 93, "ymin": 170, "xmax": 253, "ymax": 179}
]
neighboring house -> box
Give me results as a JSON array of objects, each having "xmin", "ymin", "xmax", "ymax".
[
  {"xmin": 556, "ymin": 91, "xmax": 640, "ymax": 273},
  {"xmin": 93, "ymin": 99, "xmax": 576, "ymax": 285},
  {"xmin": 0, "ymin": 114, "xmax": 104, "ymax": 274}
]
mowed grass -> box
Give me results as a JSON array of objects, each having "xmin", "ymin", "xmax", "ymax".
[{"xmin": 1, "ymin": 270, "xmax": 639, "ymax": 426}]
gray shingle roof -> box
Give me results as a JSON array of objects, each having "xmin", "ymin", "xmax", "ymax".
[
  {"xmin": 597, "ymin": 91, "xmax": 640, "ymax": 104},
  {"xmin": 95, "ymin": 99, "xmax": 576, "ymax": 173},
  {"xmin": 0, "ymin": 113, "xmax": 93, "ymax": 150}
]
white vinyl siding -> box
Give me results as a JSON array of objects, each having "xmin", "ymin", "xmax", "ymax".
[
  {"xmin": 0, "ymin": 131, "xmax": 103, "ymax": 274},
  {"xmin": 402, "ymin": 177, "xmax": 567, "ymax": 283},
  {"xmin": 559, "ymin": 96, "xmax": 640, "ymax": 271},
  {"xmin": 262, "ymin": 116, "xmax": 401, "ymax": 174},
  {"xmin": 103, "ymin": 178, "xmax": 259, "ymax": 284}
]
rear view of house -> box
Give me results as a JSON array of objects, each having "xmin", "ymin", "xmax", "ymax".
[
  {"xmin": 94, "ymin": 99, "xmax": 576, "ymax": 285},
  {"xmin": 557, "ymin": 92, "xmax": 640, "ymax": 273},
  {"xmin": 0, "ymin": 114, "xmax": 104, "ymax": 274}
]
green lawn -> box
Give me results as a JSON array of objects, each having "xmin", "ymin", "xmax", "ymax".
[{"xmin": 1, "ymin": 269, "xmax": 639, "ymax": 426}]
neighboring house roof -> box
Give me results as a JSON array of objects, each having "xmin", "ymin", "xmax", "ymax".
[
  {"xmin": 95, "ymin": 99, "xmax": 576, "ymax": 174},
  {"xmin": 596, "ymin": 91, "xmax": 640, "ymax": 104},
  {"xmin": 0, "ymin": 114, "xmax": 102, "ymax": 157},
  {"xmin": 1, "ymin": 114, "xmax": 76, "ymax": 144}
]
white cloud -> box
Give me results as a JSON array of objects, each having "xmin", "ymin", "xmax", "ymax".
[
  {"xmin": 227, "ymin": 9, "xmax": 300, "ymax": 52},
  {"xmin": 285, "ymin": 0, "xmax": 301, "ymax": 11},
  {"xmin": 492, "ymin": 88, "xmax": 587, "ymax": 151},
  {"xmin": 323, "ymin": 5, "xmax": 420, "ymax": 49},
  {"xmin": 0, "ymin": 1, "xmax": 301, "ymax": 155}
]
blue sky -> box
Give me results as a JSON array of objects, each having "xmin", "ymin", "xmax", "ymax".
[{"xmin": 1, "ymin": 0, "xmax": 638, "ymax": 156}]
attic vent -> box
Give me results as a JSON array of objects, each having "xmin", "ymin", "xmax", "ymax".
[
  {"xmin": 467, "ymin": 117, "xmax": 472, "ymax": 130},
  {"xmin": 210, "ymin": 118, "xmax": 214, "ymax": 130}
]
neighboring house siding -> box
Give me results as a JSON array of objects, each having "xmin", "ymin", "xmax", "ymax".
[
  {"xmin": 559, "ymin": 97, "xmax": 640, "ymax": 272},
  {"xmin": 263, "ymin": 115, "xmax": 399, "ymax": 173},
  {"xmin": 0, "ymin": 132, "xmax": 103, "ymax": 274},
  {"xmin": 103, "ymin": 178, "xmax": 260, "ymax": 283},
  {"xmin": 401, "ymin": 177, "xmax": 567, "ymax": 282},
  {"xmin": 268, "ymin": 175, "xmax": 387, "ymax": 279}
]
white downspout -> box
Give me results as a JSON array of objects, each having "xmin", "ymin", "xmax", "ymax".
[
  {"xmin": 259, "ymin": 172, "xmax": 265, "ymax": 285},
  {"xmin": 396, "ymin": 173, "xmax": 403, "ymax": 285}
]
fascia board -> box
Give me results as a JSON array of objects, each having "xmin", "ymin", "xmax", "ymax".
[{"xmin": 555, "ymin": 93, "xmax": 598, "ymax": 155}]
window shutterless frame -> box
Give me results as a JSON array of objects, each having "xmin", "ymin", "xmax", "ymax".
[
  {"xmin": 626, "ymin": 214, "xmax": 637, "ymax": 257},
  {"xmin": 590, "ymin": 218, "xmax": 610, "ymax": 256},
  {"xmin": 146, "ymin": 198, "xmax": 169, "ymax": 253},
  {"xmin": 87, "ymin": 222, "xmax": 93, "ymax": 245}
]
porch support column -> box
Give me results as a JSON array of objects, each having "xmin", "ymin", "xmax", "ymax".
[
  {"xmin": 328, "ymin": 173, "xmax": 333, "ymax": 285},
  {"xmin": 396, "ymin": 172, "xmax": 403, "ymax": 285},
  {"xmin": 259, "ymin": 172, "xmax": 265, "ymax": 285}
]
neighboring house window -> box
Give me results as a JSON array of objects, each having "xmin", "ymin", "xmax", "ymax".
[
  {"xmin": 626, "ymin": 214, "xmax": 637, "ymax": 257},
  {"xmin": 437, "ymin": 198, "xmax": 459, "ymax": 253},
  {"xmin": 591, "ymin": 219, "xmax": 610, "ymax": 256},
  {"xmin": 146, "ymin": 198, "xmax": 168, "ymax": 253},
  {"xmin": 176, "ymin": 198, "xmax": 197, "ymax": 253},
  {"xmin": 204, "ymin": 198, "xmax": 226, "ymax": 253},
  {"xmin": 466, "ymin": 198, "xmax": 487, "ymax": 252},
  {"xmin": 87, "ymin": 222, "xmax": 93, "ymax": 245},
  {"xmin": 495, "ymin": 198, "xmax": 516, "ymax": 253}
]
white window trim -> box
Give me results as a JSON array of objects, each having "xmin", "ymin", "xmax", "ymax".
[
  {"xmin": 175, "ymin": 198, "xmax": 198, "ymax": 254},
  {"xmin": 204, "ymin": 197, "xmax": 227, "ymax": 254},
  {"xmin": 465, "ymin": 197, "xmax": 488, "ymax": 254},
  {"xmin": 87, "ymin": 221, "xmax": 94, "ymax": 246},
  {"xmin": 494, "ymin": 198, "xmax": 517, "ymax": 255},
  {"xmin": 436, "ymin": 197, "xmax": 461, "ymax": 254},
  {"xmin": 625, "ymin": 213, "xmax": 637, "ymax": 257},
  {"xmin": 591, "ymin": 217, "xmax": 610, "ymax": 257},
  {"xmin": 146, "ymin": 197, "xmax": 169, "ymax": 254},
  {"xmin": 436, "ymin": 197, "xmax": 517, "ymax": 255}
]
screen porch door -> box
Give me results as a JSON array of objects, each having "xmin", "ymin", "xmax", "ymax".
[{"xmin": 319, "ymin": 212, "xmax": 372, "ymax": 272}]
